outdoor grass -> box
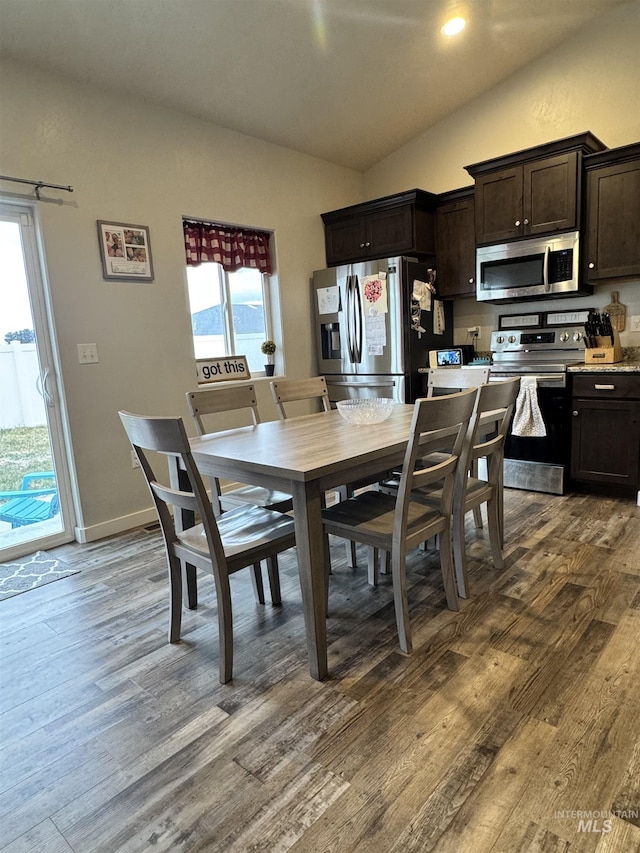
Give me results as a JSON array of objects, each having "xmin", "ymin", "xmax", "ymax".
[{"xmin": 0, "ymin": 426, "xmax": 54, "ymax": 492}]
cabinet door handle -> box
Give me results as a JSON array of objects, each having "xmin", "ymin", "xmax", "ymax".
[
  {"xmin": 359, "ymin": 243, "xmax": 366, "ymax": 248},
  {"xmin": 523, "ymin": 218, "xmax": 529, "ymax": 225},
  {"xmin": 469, "ymin": 277, "xmax": 474, "ymax": 284},
  {"xmin": 572, "ymin": 411, "xmax": 579, "ymax": 417},
  {"xmin": 365, "ymin": 242, "xmax": 371, "ymax": 247},
  {"xmin": 594, "ymin": 384, "xmax": 615, "ymax": 390},
  {"xmin": 515, "ymin": 220, "xmax": 521, "ymax": 227},
  {"xmin": 588, "ymin": 262, "xmax": 595, "ymax": 269}
]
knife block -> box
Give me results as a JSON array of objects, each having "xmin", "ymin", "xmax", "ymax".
[{"xmin": 584, "ymin": 331, "xmax": 623, "ymax": 364}]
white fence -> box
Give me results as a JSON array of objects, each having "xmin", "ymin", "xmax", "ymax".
[{"xmin": 0, "ymin": 342, "xmax": 47, "ymax": 429}]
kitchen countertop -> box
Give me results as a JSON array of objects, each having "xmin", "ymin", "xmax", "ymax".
[{"xmin": 567, "ymin": 358, "xmax": 640, "ymax": 374}]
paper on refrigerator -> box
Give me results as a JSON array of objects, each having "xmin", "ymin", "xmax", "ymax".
[{"xmin": 317, "ymin": 286, "xmax": 340, "ymax": 315}]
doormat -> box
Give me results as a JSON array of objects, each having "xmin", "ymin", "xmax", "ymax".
[{"xmin": 0, "ymin": 551, "xmax": 79, "ymax": 601}]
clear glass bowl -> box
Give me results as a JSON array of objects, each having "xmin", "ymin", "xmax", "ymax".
[{"xmin": 336, "ymin": 398, "xmax": 395, "ymax": 425}]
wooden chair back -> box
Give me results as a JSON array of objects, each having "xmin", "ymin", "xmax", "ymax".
[
  {"xmin": 270, "ymin": 376, "xmax": 331, "ymax": 420},
  {"xmin": 426, "ymin": 367, "xmax": 490, "ymax": 397},
  {"xmin": 395, "ymin": 388, "xmax": 478, "ymax": 545},
  {"xmin": 465, "ymin": 378, "xmax": 521, "ymax": 471},
  {"xmin": 119, "ymin": 411, "xmax": 227, "ymax": 571},
  {"xmin": 186, "ymin": 384, "xmax": 260, "ymax": 436}
]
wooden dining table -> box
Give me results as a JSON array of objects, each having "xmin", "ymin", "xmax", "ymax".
[{"xmin": 189, "ymin": 404, "xmax": 417, "ymax": 680}]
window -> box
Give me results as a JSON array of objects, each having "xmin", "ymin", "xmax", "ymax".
[
  {"xmin": 183, "ymin": 218, "xmax": 275, "ymax": 374},
  {"xmin": 186, "ymin": 263, "xmax": 271, "ymax": 373}
]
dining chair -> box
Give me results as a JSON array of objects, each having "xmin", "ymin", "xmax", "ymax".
[
  {"xmin": 186, "ymin": 384, "xmax": 293, "ymax": 515},
  {"xmin": 119, "ymin": 411, "xmax": 296, "ymax": 684},
  {"xmin": 270, "ymin": 375, "xmax": 331, "ymax": 420},
  {"xmin": 425, "ymin": 366, "xmax": 491, "ymax": 398},
  {"xmin": 270, "ymin": 376, "xmax": 375, "ymax": 573},
  {"xmin": 425, "ymin": 366, "xmax": 491, "ymax": 529},
  {"xmin": 407, "ymin": 377, "xmax": 521, "ymax": 599},
  {"xmin": 321, "ymin": 388, "xmax": 478, "ymax": 655}
]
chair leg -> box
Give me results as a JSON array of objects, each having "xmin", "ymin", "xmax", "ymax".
[
  {"xmin": 266, "ymin": 556, "xmax": 281, "ymax": 605},
  {"xmin": 367, "ymin": 546, "xmax": 378, "ymax": 586},
  {"xmin": 452, "ymin": 500, "xmax": 470, "ymax": 599},
  {"xmin": 214, "ymin": 571, "xmax": 234, "ymax": 684},
  {"xmin": 439, "ymin": 523, "xmax": 460, "ymax": 612},
  {"xmin": 471, "ymin": 460, "xmax": 483, "ymax": 529},
  {"xmin": 487, "ymin": 492, "xmax": 504, "ymax": 569},
  {"xmin": 380, "ymin": 550, "xmax": 391, "ymax": 575},
  {"xmin": 182, "ymin": 560, "xmax": 198, "ymax": 610},
  {"xmin": 250, "ymin": 563, "xmax": 265, "ymax": 604},
  {"xmin": 168, "ymin": 555, "xmax": 183, "ymax": 643},
  {"xmin": 390, "ymin": 545, "xmax": 412, "ymax": 655},
  {"xmin": 346, "ymin": 539, "xmax": 357, "ymax": 568}
]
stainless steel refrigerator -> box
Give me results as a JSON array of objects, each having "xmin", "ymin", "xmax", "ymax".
[{"xmin": 313, "ymin": 256, "xmax": 453, "ymax": 404}]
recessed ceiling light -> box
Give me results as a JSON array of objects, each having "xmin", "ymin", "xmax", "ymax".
[{"xmin": 442, "ymin": 16, "xmax": 466, "ymax": 37}]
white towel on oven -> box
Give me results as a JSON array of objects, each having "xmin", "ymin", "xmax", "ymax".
[{"xmin": 511, "ymin": 376, "xmax": 547, "ymax": 437}]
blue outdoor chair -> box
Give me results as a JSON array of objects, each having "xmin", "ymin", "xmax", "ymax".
[{"xmin": 0, "ymin": 471, "xmax": 59, "ymax": 528}]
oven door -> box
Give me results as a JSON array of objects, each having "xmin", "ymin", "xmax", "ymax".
[{"xmin": 491, "ymin": 372, "xmax": 571, "ymax": 494}]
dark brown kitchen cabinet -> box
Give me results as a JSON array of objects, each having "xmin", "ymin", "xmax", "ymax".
[
  {"xmin": 570, "ymin": 373, "xmax": 640, "ymax": 495},
  {"xmin": 321, "ymin": 189, "xmax": 437, "ymax": 266},
  {"xmin": 583, "ymin": 143, "xmax": 640, "ymax": 281},
  {"xmin": 435, "ymin": 187, "xmax": 476, "ymax": 298},
  {"xmin": 466, "ymin": 132, "xmax": 606, "ymax": 245}
]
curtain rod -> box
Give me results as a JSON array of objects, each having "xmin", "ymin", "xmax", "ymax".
[{"xmin": 0, "ymin": 175, "xmax": 74, "ymax": 200}]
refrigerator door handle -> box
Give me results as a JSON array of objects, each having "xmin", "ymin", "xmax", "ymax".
[
  {"xmin": 352, "ymin": 274, "xmax": 363, "ymax": 363},
  {"xmin": 345, "ymin": 275, "xmax": 355, "ymax": 363}
]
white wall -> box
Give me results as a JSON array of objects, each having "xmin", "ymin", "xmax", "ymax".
[
  {"xmin": 364, "ymin": 1, "xmax": 640, "ymax": 350},
  {"xmin": 0, "ymin": 58, "xmax": 363, "ymax": 539}
]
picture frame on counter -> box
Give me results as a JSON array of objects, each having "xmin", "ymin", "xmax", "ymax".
[
  {"xmin": 498, "ymin": 312, "xmax": 542, "ymax": 330},
  {"xmin": 97, "ymin": 220, "xmax": 154, "ymax": 281}
]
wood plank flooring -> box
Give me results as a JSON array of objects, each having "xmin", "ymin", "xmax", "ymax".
[{"xmin": 1, "ymin": 488, "xmax": 639, "ymax": 852}]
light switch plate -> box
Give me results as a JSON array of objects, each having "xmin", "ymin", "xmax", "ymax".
[
  {"xmin": 78, "ymin": 343, "xmax": 98, "ymax": 363},
  {"xmin": 630, "ymin": 315, "xmax": 640, "ymax": 332}
]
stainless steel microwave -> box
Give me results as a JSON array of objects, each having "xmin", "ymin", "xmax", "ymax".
[{"xmin": 476, "ymin": 231, "xmax": 592, "ymax": 302}]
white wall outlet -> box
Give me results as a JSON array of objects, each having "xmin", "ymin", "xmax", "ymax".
[
  {"xmin": 78, "ymin": 343, "xmax": 99, "ymax": 363},
  {"xmin": 467, "ymin": 326, "xmax": 480, "ymax": 335},
  {"xmin": 131, "ymin": 450, "xmax": 140, "ymax": 469},
  {"xmin": 630, "ymin": 315, "xmax": 640, "ymax": 333}
]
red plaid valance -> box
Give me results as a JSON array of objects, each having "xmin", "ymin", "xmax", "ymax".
[{"xmin": 183, "ymin": 220, "xmax": 272, "ymax": 274}]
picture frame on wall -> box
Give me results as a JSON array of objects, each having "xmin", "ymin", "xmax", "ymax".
[{"xmin": 97, "ymin": 220, "xmax": 154, "ymax": 281}]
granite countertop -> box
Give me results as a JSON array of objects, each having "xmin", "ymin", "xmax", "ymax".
[
  {"xmin": 567, "ymin": 347, "xmax": 640, "ymax": 373},
  {"xmin": 567, "ymin": 360, "xmax": 640, "ymax": 373}
]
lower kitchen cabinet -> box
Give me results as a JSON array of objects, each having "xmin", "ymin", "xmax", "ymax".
[{"xmin": 570, "ymin": 373, "xmax": 640, "ymax": 494}]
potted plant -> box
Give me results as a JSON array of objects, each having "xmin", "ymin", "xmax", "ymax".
[{"xmin": 261, "ymin": 340, "xmax": 276, "ymax": 376}]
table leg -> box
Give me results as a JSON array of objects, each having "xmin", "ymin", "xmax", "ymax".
[{"xmin": 291, "ymin": 479, "xmax": 328, "ymax": 680}]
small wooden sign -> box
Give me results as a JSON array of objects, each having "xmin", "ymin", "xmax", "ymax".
[{"xmin": 196, "ymin": 355, "xmax": 251, "ymax": 383}]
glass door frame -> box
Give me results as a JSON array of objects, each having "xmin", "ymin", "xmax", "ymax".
[{"xmin": 0, "ymin": 199, "xmax": 75, "ymax": 560}]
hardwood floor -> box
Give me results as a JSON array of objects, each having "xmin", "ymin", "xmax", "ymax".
[{"xmin": 1, "ymin": 488, "xmax": 639, "ymax": 852}]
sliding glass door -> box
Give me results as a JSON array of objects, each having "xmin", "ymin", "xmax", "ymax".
[{"xmin": 0, "ymin": 202, "xmax": 74, "ymax": 560}]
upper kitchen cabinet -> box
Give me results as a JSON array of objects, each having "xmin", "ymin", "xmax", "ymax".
[
  {"xmin": 435, "ymin": 187, "xmax": 476, "ymax": 298},
  {"xmin": 321, "ymin": 189, "xmax": 437, "ymax": 266},
  {"xmin": 466, "ymin": 132, "xmax": 606, "ymax": 245},
  {"xmin": 583, "ymin": 142, "xmax": 640, "ymax": 282}
]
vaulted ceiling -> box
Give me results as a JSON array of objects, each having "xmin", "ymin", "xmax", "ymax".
[{"xmin": 0, "ymin": 0, "xmax": 633, "ymax": 170}]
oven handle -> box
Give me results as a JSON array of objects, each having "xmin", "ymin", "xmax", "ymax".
[{"xmin": 491, "ymin": 373, "xmax": 567, "ymax": 387}]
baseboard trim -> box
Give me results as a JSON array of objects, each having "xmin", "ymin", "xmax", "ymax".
[{"xmin": 74, "ymin": 507, "xmax": 158, "ymax": 543}]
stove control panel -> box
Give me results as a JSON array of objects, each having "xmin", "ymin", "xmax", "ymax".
[{"xmin": 491, "ymin": 327, "xmax": 584, "ymax": 353}]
